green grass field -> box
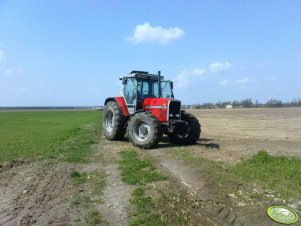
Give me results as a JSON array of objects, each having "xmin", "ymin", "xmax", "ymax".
[
  {"xmin": 232, "ymin": 151, "xmax": 301, "ymax": 200},
  {"xmin": 0, "ymin": 110, "xmax": 102, "ymax": 163},
  {"xmin": 172, "ymin": 149, "xmax": 301, "ymax": 200}
]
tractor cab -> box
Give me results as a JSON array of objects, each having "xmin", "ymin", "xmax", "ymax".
[{"xmin": 121, "ymin": 71, "xmax": 174, "ymax": 113}]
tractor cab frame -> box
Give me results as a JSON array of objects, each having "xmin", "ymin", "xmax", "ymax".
[{"xmin": 120, "ymin": 71, "xmax": 174, "ymax": 114}]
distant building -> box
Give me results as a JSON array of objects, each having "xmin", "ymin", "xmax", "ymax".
[{"xmin": 226, "ymin": 105, "xmax": 233, "ymax": 109}]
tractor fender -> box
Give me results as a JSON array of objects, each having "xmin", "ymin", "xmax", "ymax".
[
  {"xmin": 129, "ymin": 109, "xmax": 144, "ymax": 117},
  {"xmin": 123, "ymin": 109, "xmax": 145, "ymax": 128},
  {"xmin": 104, "ymin": 97, "xmax": 129, "ymax": 116}
]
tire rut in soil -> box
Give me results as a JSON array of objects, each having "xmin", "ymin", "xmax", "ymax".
[
  {"xmin": 0, "ymin": 138, "xmax": 134, "ymax": 226},
  {"xmin": 144, "ymin": 149, "xmax": 278, "ymax": 226},
  {"xmin": 0, "ymin": 160, "xmax": 75, "ymax": 226},
  {"xmin": 94, "ymin": 137, "xmax": 134, "ymax": 226}
]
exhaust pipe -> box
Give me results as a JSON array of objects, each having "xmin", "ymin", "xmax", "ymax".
[{"xmin": 158, "ymin": 71, "xmax": 162, "ymax": 98}]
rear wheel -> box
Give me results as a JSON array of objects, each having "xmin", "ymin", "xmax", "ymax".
[
  {"xmin": 127, "ymin": 112, "xmax": 162, "ymax": 149},
  {"xmin": 168, "ymin": 111, "xmax": 201, "ymax": 145},
  {"xmin": 103, "ymin": 101, "xmax": 126, "ymax": 140}
]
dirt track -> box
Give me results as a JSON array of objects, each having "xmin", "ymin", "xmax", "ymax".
[{"xmin": 0, "ymin": 108, "xmax": 300, "ymax": 225}]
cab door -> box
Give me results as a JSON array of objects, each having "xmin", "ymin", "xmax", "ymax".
[{"xmin": 123, "ymin": 78, "xmax": 137, "ymax": 114}]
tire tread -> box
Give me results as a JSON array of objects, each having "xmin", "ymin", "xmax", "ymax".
[
  {"xmin": 103, "ymin": 101, "xmax": 127, "ymax": 140},
  {"xmin": 168, "ymin": 111, "xmax": 201, "ymax": 145},
  {"xmin": 127, "ymin": 112, "xmax": 162, "ymax": 149}
]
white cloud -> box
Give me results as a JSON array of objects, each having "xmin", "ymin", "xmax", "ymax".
[
  {"xmin": 220, "ymin": 80, "xmax": 230, "ymax": 85},
  {"xmin": 126, "ymin": 22, "xmax": 185, "ymax": 44},
  {"xmin": 209, "ymin": 62, "xmax": 232, "ymax": 74},
  {"xmin": 175, "ymin": 61, "xmax": 233, "ymax": 88},
  {"xmin": 175, "ymin": 68, "xmax": 206, "ymax": 88},
  {"xmin": 219, "ymin": 77, "xmax": 254, "ymax": 87},
  {"xmin": 0, "ymin": 50, "xmax": 4, "ymax": 62},
  {"xmin": 175, "ymin": 73, "xmax": 189, "ymax": 88},
  {"xmin": 5, "ymin": 68, "xmax": 23, "ymax": 76},
  {"xmin": 234, "ymin": 77, "xmax": 250, "ymax": 85}
]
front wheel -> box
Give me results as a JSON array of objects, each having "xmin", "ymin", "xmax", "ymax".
[
  {"xmin": 168, "ymin": 111, "xmax": 201, "ymax": 145},
  {"xmin": 127, "ymin": 112, "xmax": 162, "ymax": 149}
]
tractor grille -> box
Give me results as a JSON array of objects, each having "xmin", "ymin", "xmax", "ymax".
[{"xmin": 168, "ymin": 100, "xmax": 181, "ymax": 120}]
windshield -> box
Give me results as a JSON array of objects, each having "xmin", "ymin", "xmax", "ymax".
[
  {"xmin": 123, "ymin": 78, "xmax": 137, "ymax": 104},
  {"xmin": 147, "ymin": 81, "xmax": 173, "ymax": 98},
  {"xmin": 161, "ymin": 81, "xmax": 173, "ymax": 98}
]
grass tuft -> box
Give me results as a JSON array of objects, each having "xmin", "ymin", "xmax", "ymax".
[
  {"xmin": 94, "ymin": 174, "xmax": 106, "ymax": 195},
  {"xmin": 71, "ymin": 195, "xmax": 91, "ymax": 207},
  {"xmin": 130, "ymin": 187, "xmax": 165, "ymax": 226},
  {"xmin": 131, "ymin": 188, "xmax": 154, "ymax": 213},
  {"xmin": 70, "ymin": 170, "xmax": 88, "ymax": 184},
  {"xmin": 86, "ymin": 210, "xmax": 102, "ymax": 226},
  {"xmin": 118, "ymin": 150, "xmax": 167, "ymax": 225},
  {"xmin": 130, "ymin": 213, "xmax": 164, "ymax": 226},
  {"xmin": 119, "ymin": 150, "xmax": 167, "ymax": 185}
]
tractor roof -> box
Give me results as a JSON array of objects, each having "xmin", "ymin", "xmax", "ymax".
[
  {"xmin": 120, "ymin": 71, "xmax": 164, "ymax": 81},
  {"xmin": 130, "ymin": 70, "xmax": 148, "ymax": 75}
]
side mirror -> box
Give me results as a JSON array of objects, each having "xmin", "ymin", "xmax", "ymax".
[
  {"xmin": 122, "ymin": 78, "xmax": 127, "ymax": 85},
  {"xmin": 170, "ymin": 82, "xmax": 173, "ymax": 89}
]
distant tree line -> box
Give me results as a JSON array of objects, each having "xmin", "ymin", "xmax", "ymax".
[{"xmin": 184, "ymin": 98, "xmax": 301, "ymax": 109}]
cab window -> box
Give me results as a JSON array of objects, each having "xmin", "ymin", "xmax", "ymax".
[{"xmin": 123, "ymin": 78, "xmax": 136, "ymax": 104}]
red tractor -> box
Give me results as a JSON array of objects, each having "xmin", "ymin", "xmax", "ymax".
[{"xmin": 103, "ymin": 71, "xmax": 201, "ymax": 149}]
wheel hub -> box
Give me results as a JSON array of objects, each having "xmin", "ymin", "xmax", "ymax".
[
  {"xmin": 177, "ymin": 122, "xmax": 190, "ymax": 139},
  {"xmin": 139, "ymin": 126, "xmax": 148, "ymax": 136},
  {"xmin": 105, "ymin": 110, "xmax": 114, "ymax": 134},
  {"xmin": 133, "ymin": 122, "xmax": 151, "ymax": 141}
]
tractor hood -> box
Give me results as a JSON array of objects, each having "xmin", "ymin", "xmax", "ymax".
[
  {"xmin": 142, "ymin": 98, "xmax": 171, "ymax": 109},
  {"xmin": 142, "ymin": 98, "xmax": 181, "ymax": 122}
]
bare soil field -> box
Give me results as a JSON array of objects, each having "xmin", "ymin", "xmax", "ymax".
[
  {"xmin": 188, "ymin": 107, "xmax": 301, "ymax": 163},
  {"xmin": 1, "ymin": 108, "xmax": 300, "ymax": 225}
]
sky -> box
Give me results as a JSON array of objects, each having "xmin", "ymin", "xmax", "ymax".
[{"xmin": 0, "ymin": 0, "xmax": 300, "ymax": 106}]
